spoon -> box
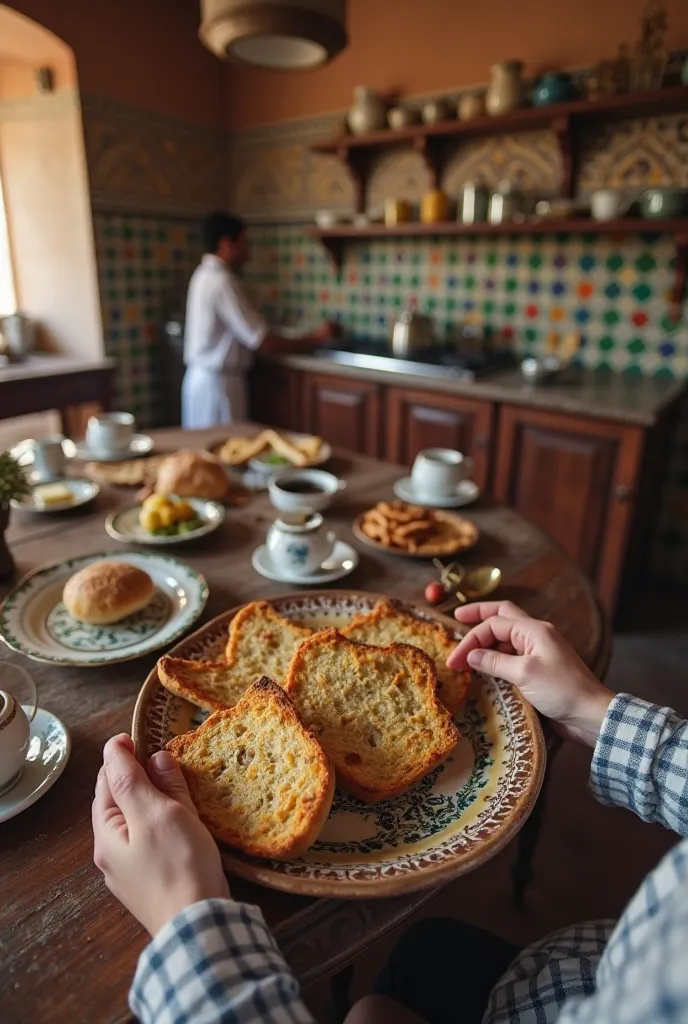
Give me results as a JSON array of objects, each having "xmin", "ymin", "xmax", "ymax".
[{"xmin": 436, "ymin": 565, "xmax": 502, "ymax": 613}]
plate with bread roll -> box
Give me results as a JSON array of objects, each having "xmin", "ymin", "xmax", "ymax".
[
  {"xmin": 0, "ymin": 552, "xmax": 208, "ymax": 666},
  {"xmin": 133, "ymin": 594, "xmax": 545, "ymax": 898},
  {"xmin": 212, "ymin": 429, "xmax": 331, "ymax": 471},
  {"xmin": 354, "ymin": 500, "xmax": 479, "ymax": 558}
]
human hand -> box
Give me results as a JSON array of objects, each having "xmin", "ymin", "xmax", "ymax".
[
  {"xmin": 447, "ymin": 601, "xmax": 614, "ymax": 747},
  {"xmin": 92, "ymin": 734, "xmax": 230, "ymax": 936}
]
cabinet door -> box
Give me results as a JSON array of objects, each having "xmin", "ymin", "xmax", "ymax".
[
  {"xmin": 249, "ymin": 364, "xmax": 302, "ymax": 432},
  {"xmin": 386, "ymin": 386, "xmax": 494, "ymax": 487},
  {"xmin": 493, "ymin": 404, "xmax": 644, "ymax": 612},
  {"xmin": 303, "ymin": 373, "xmax": 381, "ymax": 455}
]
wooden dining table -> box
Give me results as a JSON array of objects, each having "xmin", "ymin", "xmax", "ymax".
[{"xmin": 0, "ymin": 426, "xmax": 610, "ymax": 1024}]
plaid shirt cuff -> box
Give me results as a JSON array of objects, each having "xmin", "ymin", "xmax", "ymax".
[
  {"xmin": 129, "ymin": 898, "xmax": 314, "ymax": 1024},
  {"xmin": 591, "ymin": 693, "xmax": 688, "ymax": 835}
]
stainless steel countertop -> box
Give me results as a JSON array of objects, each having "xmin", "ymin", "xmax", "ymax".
[{"xmin": 261, "ymin": 350, "xmax": 686, "ymax": 427}]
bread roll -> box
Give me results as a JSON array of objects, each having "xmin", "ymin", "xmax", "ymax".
[
  {"xmin": 154, "ymin": 449, "xmax": 228, "ymax": 501},
  {"xmin": 63, "ymin": 561, "xmax": 154, "ymax": 625}
]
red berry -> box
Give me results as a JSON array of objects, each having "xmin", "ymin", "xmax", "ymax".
[{"xmin": 425, "ymin": 581, "xmax": 445, "ymax": 605}]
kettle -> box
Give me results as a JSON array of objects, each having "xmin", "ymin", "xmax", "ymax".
[{"xmin": 391, "ymin": 305, "xmax": 434, "ymax": 359}]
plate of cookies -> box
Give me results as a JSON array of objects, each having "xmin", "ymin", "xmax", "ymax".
[
  {"xmin": 353, "ymin": 500, "xmax": 479, "ymax": 558},
  {"xmin": 212, "ymin": 429, "xmax": 331, "ymax": 471},
  {"xmin": 133, "ymin": 594, "xmax": 545, "ymax": 899},
  {"xmin": 0, "ymin": 552, "xmax": 208, "ymax": 666}
]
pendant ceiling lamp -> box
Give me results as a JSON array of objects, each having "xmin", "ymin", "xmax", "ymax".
[{"xmin": 199, "ymin": 0, "xmax": 347, "ymax": 70}]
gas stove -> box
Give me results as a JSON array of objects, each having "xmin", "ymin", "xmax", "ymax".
[{"xmin": 313, "ymin": 339, "xmax": 515, "ymax": 382}]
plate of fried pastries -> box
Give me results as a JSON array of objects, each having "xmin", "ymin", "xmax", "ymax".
[
  {"xmin": 353, "ymin": 500, "xmax": 479, "ymax": 558},
  {"xmin": 132, "ymin": 594, "xmax": 544, "ymax": 899},
  {"xmin": 212, "ymin": 429, "xmax": 331, "ymax": 470}
]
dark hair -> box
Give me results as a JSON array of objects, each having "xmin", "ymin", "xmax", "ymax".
[{"xmin": 202, "ymin": 212, "xmax": 245, "ymax": 253}]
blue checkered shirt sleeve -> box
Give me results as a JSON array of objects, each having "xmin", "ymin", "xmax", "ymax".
[
  {"xmin": 590, "ymin": 692, "xmax": 688, "ymax": 835},
  {"xmin": 129, "ymin": 898, "xmax": 314, "ymax": 1024},
  {"xmin": 484, "ymin": 694, "xmax": 688, "ymax": 1023}
]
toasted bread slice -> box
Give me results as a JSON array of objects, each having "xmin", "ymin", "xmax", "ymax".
[
  {"xmin": 284, "ymin": 628, "xmax": 460, "ymax": 804},
  {"xmin": 217, "ymin": 431, "xmax": 271, "ymax": 466},
  {"xmin": 263, "ymin": 429, "xmax": 310, "ymax": 468},
  {"xmin": 224, "ymin": 600, "xmax": 312, "ymax": 685},
  {"xmin": 166, "ymin": 677, "xmax": 334, "ymax": 859},
  {"xmin": 157, "ymin": 656, "xmax": 243, "ymax": 712},
  {"xmin": 342, "ymin": 600, "xmax": 472, "ymax": 715}
]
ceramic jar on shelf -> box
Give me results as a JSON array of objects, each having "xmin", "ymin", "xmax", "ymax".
[
  {"xmin": 348, "ymin": 86, "xmax": 386, "ymax": 134},
  {"xmin": 532, "ymin": 71, "xmax": 577, "ymax": 106},
  {"xmin": 486, "ymin": 60, "xmax": 524, "ymax": 115},
  {"xmin": 458, "ymin": 91, "xmax": 486, "ymax": 121}
]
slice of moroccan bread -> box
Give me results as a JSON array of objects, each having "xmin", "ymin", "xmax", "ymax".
[
  {"xmin": 284, "ymin": 628, "xmax": 460, "ymax": 804},
  {"xmin": 342, "ymin": 599, "xmax": 472, "ymax": 715},
  {"xmin": 224, "ymin": 600, "xmax": 312, "ymax": 685},
  {"xmin": 157, "ymin": 656, "xmax": 243, "ymax": 713},
  {"xmin": 166, "ymin": 676, "xmax": 335, "ymax": 860}
]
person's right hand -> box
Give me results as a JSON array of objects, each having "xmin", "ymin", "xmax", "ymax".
[{"xmin": 447, "ymin": 601, "xmax": 614, "ymax": 747}]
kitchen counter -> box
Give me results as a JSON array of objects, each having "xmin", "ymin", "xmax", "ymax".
[
  {"xmin": 262, "ymin": 351, "xmax": 685, "ymax": 427},
  {"xmin": 0, "ymin": 354, "xmax": 115, "ymax": 424}
]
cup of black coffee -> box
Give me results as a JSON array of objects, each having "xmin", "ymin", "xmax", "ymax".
[{"xmin": 268, "ymin": 469, "xmax": 345, "ymax": 513}]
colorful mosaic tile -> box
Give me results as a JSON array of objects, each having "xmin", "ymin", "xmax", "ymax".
[{"xmin": 92, "ymin": 212, "xmax": 201, "ymax": 425}]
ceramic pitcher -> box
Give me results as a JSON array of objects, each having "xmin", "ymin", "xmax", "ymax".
[
  {"xmin": 348, "ymin": 86, "xmax": 386, "ymax": 134},
  {"xmin": 486, "ymin": 61, "xmax": 524, "ymax": 116}
]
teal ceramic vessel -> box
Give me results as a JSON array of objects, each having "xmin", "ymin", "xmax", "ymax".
[{"xmin": 532, "ymin": 72, "xmax": 577, "ymax": 106}]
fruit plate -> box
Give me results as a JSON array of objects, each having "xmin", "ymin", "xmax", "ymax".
[
  {"xmin": 353, "ymin": 510, "xmax": 479, "ymax": 559},
  {"xmin": 0, "ymin": 552, "xmax": 208, "ymax": 666},
  {"xmin": 132, "ymin": 590, "xmax": 545, "ymax": 899}
]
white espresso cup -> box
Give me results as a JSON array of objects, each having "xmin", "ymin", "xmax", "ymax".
[
  {"xmin": 411, "ymin": 448, "xmax": 474, "ymax": 498},
  {"xmin": 0, "ymin": 664, "xmax": 38, "ymax": 795},
  {"xmin": 31, "ymin": 436, "xmax": 67, "ymax": 480},
  {"xmin": 590, "ymin": 189, "xmax": 625, "ymax": 222},
  {"xmin": 86, "ymin": 412, "xmax": 135, "ymax": 455},
  {"xmin": 266, "ymin": 511, "xmax": 337, "ymax": 576}
]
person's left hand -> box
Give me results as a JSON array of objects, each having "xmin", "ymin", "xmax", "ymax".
[{"xmin": 92, "ymin": 734, "xmax": 230, "ymax": 936}]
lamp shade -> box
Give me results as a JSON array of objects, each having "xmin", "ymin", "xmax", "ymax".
[{"xmin": 200, "ymin": 0, "xmax": 347, "ymax": 70}]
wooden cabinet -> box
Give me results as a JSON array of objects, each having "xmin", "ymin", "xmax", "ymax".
[
  {"xmin": 248, "ymin": 364, "xmax": 302, "ymax": 432},
  {"xmin": 493, "ymin": 404, "xmax": 644, "ymax": 612},
  {"xmin": 302, "ymin": 373, "xmax": 382, "ymax": 455},
  {"xmin": 386, "ymin": 386, "xmax": 494, "ymax": 487}
]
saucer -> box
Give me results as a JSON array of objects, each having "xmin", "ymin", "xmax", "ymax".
[
  {"xmin": 394, "ymin": 477, "xmax": 481, "ymax": 509},
  {"xmin": 11, "ymin": 478, "xmax": 100, "ymax": 513},
  {"xmin": 251, "ymin": 540, "xmax": 359, "ymax": 584},
  {"xmin": 0, "ymin": 708, "xmax": 71, "ymax": 823},
  {"xmin": 73, "ymin": 434, "xmax": 154, "ymax": 462}
]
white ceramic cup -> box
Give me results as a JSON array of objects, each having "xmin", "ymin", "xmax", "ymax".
[
  {"xmin": 590, "ymin": 189, "xmax": 625, "ymax": 222},
  {"xmin": 31, "ymin": 436, "xmax": 67, "ymax": 480},
  {"xmin": 0, "ymin": 664, "xmax": 38, "ymax": 795},
  {"xmin": 86, "ymin": 412, "xmax": 135, "ymax": 455},
  {"xmin": 268, "ymin": 469, "xmax": 345, "ymax": 514},
  {"xmin": 266, "ymin": 512, "xmax": 337, "ymax": 576},
  {"xmin": 411, "ymin": 448, "xmax": 474, "ymax": 497}
]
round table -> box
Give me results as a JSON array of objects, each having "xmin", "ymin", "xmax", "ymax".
[{"xmin": 0, "ymin": 426, "xmax": 609, "ymax": 1023}]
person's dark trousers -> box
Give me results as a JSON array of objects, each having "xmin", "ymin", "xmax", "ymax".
[{"xmin": 373, "ymin": 918, "xmax": 520, "ymax": 1024}]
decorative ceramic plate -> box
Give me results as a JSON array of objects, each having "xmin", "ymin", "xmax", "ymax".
[
  {"xmin": 132, "ymin": 591, "xmax": 545, "ymax": 899},
  {"xmin": 394, "ymin": 477, "xmax": 481, "ymax": 509},
  {"xmin": 0, "ymin": 708, "xmax": 71, "ymax": 823},
  {"xmin": 353, "ymin": 510, "xmax": 479, "ymax": 560},
  {"xmin": 0, "ymin": 552, "xmax": 208, "ymax": 666},
  {"xmin": 73, "ymin": 434, "xmax": 154, "ymax": 462},
  {"xmin": 12, "ymin": 478, "xmax": 100, "ymax": 514},
  {"xmin": 106, "ymin": 499, "xmax": 225, "ymax": 546},
  {"xmin": 251, "ymin": 540, "xmax": 359, "ymax": 584}
]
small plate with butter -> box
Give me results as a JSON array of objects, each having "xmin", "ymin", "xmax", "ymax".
[{"xmin": 12, "ymin": 478, "xmax": 100, "ymax": 513}]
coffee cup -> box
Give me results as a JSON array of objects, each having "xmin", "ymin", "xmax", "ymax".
[
  {"xmin": 31, "ymin": 436, "xmax": 67, "ymax": 480},
  {"xmin": 0, "ymin": 664, "xmax": 38, "ymax": 796},
  {"xmin": 266, "ymin": 511, "xmax": 337, "ymax": 576},
  {"xmin": 411, "ymin": 448, "xmax": 474, "ymax": 498},
  {"xmin": 268, "ymin": 469, "xmax": 345, "ymax": 514},
  {"xmin": 590, "ymin": 189, "xmax": 626, "ymax": 222},
  {"xmin": 86, "ymin": 412, "xmax": 135, "ymax": 455}
]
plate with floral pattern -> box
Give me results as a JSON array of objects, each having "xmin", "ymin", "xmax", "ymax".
[
  {"xmin": 0, "ymin": 552, "xmax": 208, "ymax": 666},
  {"xmin": 132, "ymin": 591, "xmax": 545, "ymax": 898}
]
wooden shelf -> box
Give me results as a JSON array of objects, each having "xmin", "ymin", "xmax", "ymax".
[{"xmin": 309, "ymin": 218, "xmax": 688, "ymax": 321}]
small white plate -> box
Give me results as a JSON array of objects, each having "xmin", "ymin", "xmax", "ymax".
[
  {"xmin": 251, "ymin": 540, "xmax": 358, "ymax": 584},
  {"xmin": 394, "ymin": 477, "xmax": 481, "ymax": 509},
  {"xmin": 0, "ymin": 551, "xmax": 208, "ymax": 666},
  {"xmin": 0, "ymin": 708, "xmax": 71, "ymax": 823},
  {"xmin": 11, "ymin": 478, "xmax": 100, "ymax": 513},
  {"xmin": 106, "ymin": 499, "xmax": 225, "ymax": 546},
  {"xmin": 73, "ymin": 434, "xmax": 154, "ymax": 462}
]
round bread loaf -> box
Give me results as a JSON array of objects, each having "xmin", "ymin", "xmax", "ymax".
[
  {"xmin": 154, "ymin": 449, "xmax": 228, "ymax": 500},
  {"xmin": 63, "ymin": 561, "xmax": 154, "ymax": 624}
]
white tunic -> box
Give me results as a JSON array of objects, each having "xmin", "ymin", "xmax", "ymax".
[{"xmin": 181, "ymin": 254, "xmax": 267, "ymax": 428}]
